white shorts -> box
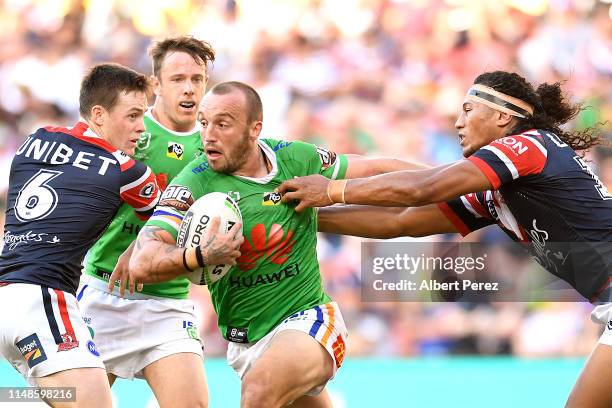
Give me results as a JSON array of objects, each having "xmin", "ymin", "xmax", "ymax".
[
  {"xmin": 227, "ymin": 301, "xmax": 348, "ymax": 396},
  {"xmin": 591, "ymin": 303, "xmax": 612, "ymax": 346},
  {"xmin": 77, "ymin": 276, "xmax": 204, "ymax": 379},
  {"xmin": 0, "ymin": 283, "xmax": 104, "ymax": 382}
]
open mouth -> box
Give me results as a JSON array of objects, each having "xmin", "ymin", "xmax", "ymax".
[
  {"xmin": 179, "ymin": 101, "xmax": 196, "ymax": 111},
  {"xmin": 205, "ymin": 147, "xmax": 223, "ymax": 159}
]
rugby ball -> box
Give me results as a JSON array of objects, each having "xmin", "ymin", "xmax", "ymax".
[{"xmin": 176, "ymin": 192, "xmax": 242, "ymax": 285}]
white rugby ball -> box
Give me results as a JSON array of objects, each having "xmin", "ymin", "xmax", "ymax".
[{"xmin": 176, "ymin": 192, "xmax": 242, "ymax": 285}]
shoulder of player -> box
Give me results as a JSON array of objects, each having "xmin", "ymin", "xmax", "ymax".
[
  {"xmin": 38, "ymin": 122, "xmax": 132, "ymax": 158},
  {"xmin": 259, "ymin": 138, "xmax": 298, "ymax": 154},
  {"xmin": 487, "ymin": 129, "xmax": 548, "ymax": 158},
  {"xmin": 144, "ymin": 112, "xmax": 202, "ymax": 139}
]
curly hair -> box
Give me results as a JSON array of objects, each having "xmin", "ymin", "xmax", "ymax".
[{"xmin": 474, "ymin": 71, "xmax": 602, "ymax": 151}]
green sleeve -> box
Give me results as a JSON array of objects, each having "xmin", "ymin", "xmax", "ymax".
[{"xmin": 287, "ymin": 140, "xmax": 348, "ymax": 179}]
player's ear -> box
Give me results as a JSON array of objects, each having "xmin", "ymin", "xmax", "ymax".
[
  {"xmin": 496, "ymin": 111, "xmax": 514, "ymax": 128},
  {"xmin": 249, "ymin": 121, "xmax": 262, "ymax": 140},
  {"xmin": 90, "ymin": 105, "xmax": 106, "ymax": 126},
  {"xmin": 150, "ymin": 75, "xmax": 161, "ymax": 97}
]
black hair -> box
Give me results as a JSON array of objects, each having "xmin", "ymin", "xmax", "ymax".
[{"xmin": 474, "ymin": 71, "xmax": 602, "ymax": 150}]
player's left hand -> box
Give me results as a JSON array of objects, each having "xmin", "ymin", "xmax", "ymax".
[
  {"xmin": 277, "ymin": 174, "xmax": 333, "ymax": 212},
  {"xmin": 108, "ymin": 246, "xmax": 143, "ymax": 297}
]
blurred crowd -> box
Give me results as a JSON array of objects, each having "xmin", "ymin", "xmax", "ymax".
[{"xmin": 0, "ymin": 0, "xmax": 611, "ymax": 358}]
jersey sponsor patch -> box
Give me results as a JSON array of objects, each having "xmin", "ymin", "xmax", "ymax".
[
  {"xmin": 227, "ymin": 326, "xmax": 248, "ymax": 343},
  {"xmin": 167, "ymin": 142, "xmax": 185, "ymax": 160},
  {"xmin": 262, "ymin": 192, "xmax": 282, "ymax": 206},
  {"xmin": 87, "ymin": 340, "xmax": 100, "ymax": 357},
  {"xmin": 316, "ymin": 146, "xmax": 338, "ymax": 171},
  {"xmin": 159, "ymin": 185, "xmax": 194, "ymax": 211},
  {"xmin": 237, "ymin": 223, "xmax": 295, "ymax": 271},
  {"xmin": 16, "ymin": 333, "xmax": 47, "ymax": 368},
  {"xmin": 139, "ymin": 181, "xmax": 156, "ymax": 198}
]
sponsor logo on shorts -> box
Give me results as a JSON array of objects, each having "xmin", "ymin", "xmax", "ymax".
[
  {"xmin": 16, "ymin": 333, "xmax": 47, "ymax": 368},
  {"xmin": 332, "ymin": 335, "xmax": 346, "ymax": 368},
  {"xmin": 262, "ymin": 192, "xmax": 282, "ymax": 206},
  {"xmin": 607, "ymin": 320, "xmax": 612, "ymax": 331},
  {"xmin": 87, "ymin": 340, "xmax": 100, "ymax": 357},
  {"xmin": 182, "ymin": 321, "xmax": 200, "ymax": 340},
  {"xmin": 57, "ymin": 333, "xmax": 79, "ymax": 352},
  {"xmin": 284, "ymin": 310, "xmax": 307, "ymax": 323}
]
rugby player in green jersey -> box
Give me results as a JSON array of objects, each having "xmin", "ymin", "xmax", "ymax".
[
  {"xmin": 78, "ymin": 37, "xmax": 234, "ymax": 408},
  {"xmin": 128, "ymin": 81, "xmax": 427, "ymax": 407}
]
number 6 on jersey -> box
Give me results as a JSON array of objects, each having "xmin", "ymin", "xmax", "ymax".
[{"xmin": 14, "ymin": 170, "xmax": 62, "ymax": 221}]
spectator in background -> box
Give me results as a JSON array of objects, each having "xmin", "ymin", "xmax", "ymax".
[{"xmin": 0, "ymin": 0, "xmax": 611, "ymax": 362}]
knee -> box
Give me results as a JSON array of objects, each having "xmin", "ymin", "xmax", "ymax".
[{"xmin": 241, "ymin": 371, "xmax": 277, "ymax": 408}]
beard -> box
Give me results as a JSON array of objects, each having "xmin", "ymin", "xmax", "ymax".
[{"xmin": 209, "ymin": 132, "xmax": 252, "ymax": 174}]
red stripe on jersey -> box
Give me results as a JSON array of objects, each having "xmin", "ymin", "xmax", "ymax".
[
  {"xmin": 517, "ymin": 224, "xmax": 530, "ymax": 242},
  {"xmin": 468, "ymin": 156, "xmax": 501, "ymax": 189},
  {"xmin": 45, "ymin": 122, "xmax": 118, "ymax": 154},
  {"xmin": 490, "ymin": 136, "xmax": 547, "ymax": 177},
  {"xmin": 44, "ymin": 125, "xmax": 73, "ymax": 134},
  {"xmin": 53, "ymin": 289, "xmax": 77, "ymax": 342},
  {"xmin": 121, "ymin": 170, "xmax": 159, "ymax": 213},
  {"xmin": 437, "ymin": 202, "xmax": 471, "ymax": 236},
  {"xmin": 121, "ymin": 159, "xmax": 136, "ymax": 172},
  {"xmin": 465, "ymin": 193, "xmax": 490, "ymax": 219}
]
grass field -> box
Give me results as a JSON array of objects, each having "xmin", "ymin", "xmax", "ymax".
[{"xmin": 0, "ymin": 357, "xmax": 584, "ymax": 407}]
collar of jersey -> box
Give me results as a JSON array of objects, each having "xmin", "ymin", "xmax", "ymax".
[
  {"xmin": 145, "ymin": 108, "xmax": 201, "ymax": 136},
  {"xmin": 234, "ymin": 140, "xmax": 278, "ymax": 184}
]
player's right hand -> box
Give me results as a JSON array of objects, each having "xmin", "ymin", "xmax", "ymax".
[
  {"xmin": 108, "ymin": 245, "xmax": 143, "ymax": 297},
  {"xmin": 199, "ymin": 216, "xmax": 244, "ymax": 266}
]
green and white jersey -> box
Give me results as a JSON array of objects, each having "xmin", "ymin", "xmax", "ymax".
[
  {"xmin": 84, "ymin": 109, "xmax": 202, "ymax": 299},
  {"xmin": 146, "ymin": 139, "xmax": 348, "ymax": 342}
]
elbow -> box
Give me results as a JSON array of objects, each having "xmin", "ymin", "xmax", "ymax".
[{"xmin": 402, "ymin": 184, "xmax": 435, "ymax": 207}]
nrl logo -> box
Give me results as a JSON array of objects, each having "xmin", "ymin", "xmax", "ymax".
[{"xmin": 137, "ymin": 132, "xmax": 151, "ymax": 150}]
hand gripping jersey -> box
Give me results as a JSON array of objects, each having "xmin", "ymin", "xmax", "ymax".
[
  {"xmin": 146, "ymin": 139, "xmax": 348, "ymax": 342},
  {"xmin": 438, "ymin": 129, "xmax": 612, "ymax": 301},
  {"xmin": 85, "ymin": 110, "xmax": 202, "ymax": 298},
  {"xmin": 0, "ymin": 122, "xmax": 160, "ymax": 295}
]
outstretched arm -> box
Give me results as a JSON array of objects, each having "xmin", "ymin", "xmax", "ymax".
[
  {"xmin": 318, "ymin": 204, "xmax": 458, "ymax": 239},
  {"xmin": 280, "ymin": 159, "xmax": 491, "ymax": 211},
  {"xmin": 344, "ymin": 154, "xmax": 433, "ymax": 178}
]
